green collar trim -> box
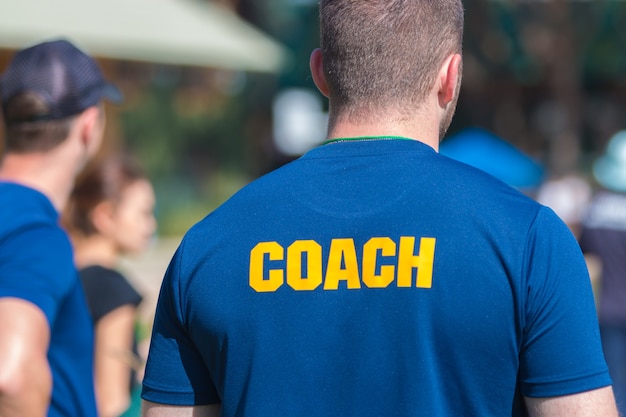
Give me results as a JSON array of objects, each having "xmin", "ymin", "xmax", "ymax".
[{"xmin": 323, "ymin": 135, "xmax": 413, "ymax": 145}]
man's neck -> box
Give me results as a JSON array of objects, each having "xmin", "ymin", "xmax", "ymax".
[
  {"xmin": 326, "ymin": 111, "xmax": 441, "ymax": 151},
  {"xmin": 0, "ymin": 152, "xmax": 77, "ymax": 212}
]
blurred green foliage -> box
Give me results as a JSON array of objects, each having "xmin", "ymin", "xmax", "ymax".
[
  {"xmin": 119, "ymin": 69, "xmax": 281, "ymax": 235},
  {"xmin": 115, "ymin": 0, "xmax": 626, "ymax": 236},
  {"xmin": 115, "ymin": 0, "xmax": 319, "ymax": 236}
]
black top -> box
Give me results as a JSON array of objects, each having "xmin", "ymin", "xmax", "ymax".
[
  {"xmin": 79, "ymin": 264, "xmax": 143, "ymax": 323},
  {"xmin": 80, "ymin": 264, "xmax": 144, "ymax": 392}
]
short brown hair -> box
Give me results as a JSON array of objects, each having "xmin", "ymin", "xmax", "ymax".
[
  {"xmin": 320, "ymin": 0, "xmax": 464, "ymax": 120},
  {"xmin": 63, "ymin": 152, "xmax": 147, "ymax": 237},
  {"xmin": 2, "ymin": 91, "xmax": 76, "ymax": 153}
]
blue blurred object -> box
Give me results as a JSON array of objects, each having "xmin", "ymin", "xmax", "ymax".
[
  {"xmin": 439, "ymin": 127, "xmax": 545, "ymax": 189},
  {"xmin": 593, "ymin": 130, "xmax": 626, "ymax": 193}
]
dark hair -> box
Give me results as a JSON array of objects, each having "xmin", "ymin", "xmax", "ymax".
[
  {"xmin": 2, "ymin": 92, "xmax": 76, "ymax": 153},
  {"xmin": 320, "ymin": 0, "xmax": 464, "ymax": 121},
  {"xmin": 63, "ymin": 152, "xmax": 147, "ymax": 237}
]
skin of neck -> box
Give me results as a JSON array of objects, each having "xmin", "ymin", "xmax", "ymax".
[
  {"xmin": 326, "ymin": 107, "xmax": 441, "ymax": 151},
  {"xmin": 0, "ymin": 107, "xmax": 103, "ymax": 212},
  {"xmin": 72, "ymin": 234, "xmax": 120, "ymax": 269},
  {"xmin": 0, "ymin": 148, "xmax": 80, "ymax": 212}
]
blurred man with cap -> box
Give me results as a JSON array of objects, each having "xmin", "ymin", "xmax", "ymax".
[
  {"xmin": 0, "ymin": 39, "xmax": 121, "ymax": 417},
  {"xmin": 580, "ymin": 129, "xmax": 626, "ymax": 413}
]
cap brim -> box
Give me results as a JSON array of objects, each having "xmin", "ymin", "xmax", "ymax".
[{"xmin": 102, "ymin": 82, "xmax": 123, "ymax": 104}]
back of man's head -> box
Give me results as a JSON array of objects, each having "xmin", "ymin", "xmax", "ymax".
[
  {"xmin": 319, "ymin": 0, "xmax": 464, "ymax": 121},
  {"xmin": 0, "ymin": 39, "xmax": 121, "ymax": 153}
]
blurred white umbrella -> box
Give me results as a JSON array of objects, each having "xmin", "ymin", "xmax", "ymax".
[{"xmin": 0, "ymin": 0, "xmax": 289, "ymax": 73}]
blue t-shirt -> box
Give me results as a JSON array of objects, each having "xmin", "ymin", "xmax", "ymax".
[
  {"xmin": 143, "ymin": 139, "xmax": 610, "ymax": 416},
  {"xmin": 0, "ymin": 183, "xmax": 97, "ymax": 417}
]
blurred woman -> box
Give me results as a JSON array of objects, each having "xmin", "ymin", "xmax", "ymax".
[{"xmin": 63, "ymin": 152, "xmax": 156, "ymax": 417}]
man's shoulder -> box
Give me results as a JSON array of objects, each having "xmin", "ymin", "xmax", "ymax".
[
  {"xmin": 0, "ymin": 182, "xmax": 64, "ymax": 246},
  {"xmin": 0, "ymin": 182, "xmax": 56, "ymax": 219}
]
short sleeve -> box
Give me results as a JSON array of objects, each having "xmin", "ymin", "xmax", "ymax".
[
  {"xmin": 0, "ymin": 223, "xmax": 76, "ymax": 325},
  {"xmin": 141, "ymin": 240, "xmax": 219, "ymax": 405},
  {"xmin": 80, "ymin": 266, "xmax": 143, "ymax": 323},
  {"xmin": 519, "ymin": 207, "xmax": 611, "ymax": 397}
]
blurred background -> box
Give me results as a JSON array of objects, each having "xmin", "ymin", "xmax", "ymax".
[
  {"xmin": 2, "ymin": 0, "xmax": 626, "ymax": 318},
  {"xmin": 2, "ymin": 0, "xmax": 626, "ymax": 235}
]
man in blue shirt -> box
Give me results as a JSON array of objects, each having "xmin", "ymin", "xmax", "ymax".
[
  {"xmin": 141, "ymin": 1, "xmax": 618, "ymax": 416},
  {"xmin": 0, "ymin": 39, "xmax": 121, "ymax": 417}
]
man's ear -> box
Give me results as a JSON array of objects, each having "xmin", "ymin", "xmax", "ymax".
[
  {"xmin": 437, "ymin": 53, "xmax": 462, "ymax": 108},
  {"xmin": 310, "ymin": 48, "xmax": 330, "ymax": 98},
  {"xmin": 76, "ymin": 106, "xmax": 105, "ymax": 157},
  {"xmin": 77, "ymin": 106, "xmax": 100, "ymax": 143}
]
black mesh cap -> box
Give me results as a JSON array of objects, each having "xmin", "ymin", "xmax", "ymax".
[{"xmin": 0, "ymin": 39, "xmax": 122, "ymax": 123}]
